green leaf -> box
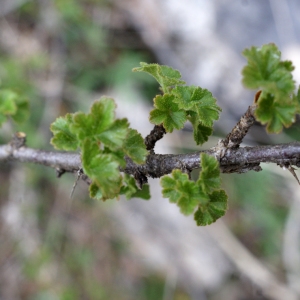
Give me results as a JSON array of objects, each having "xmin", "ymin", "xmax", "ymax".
[
  {"xmin": 0, "ymin": 90, "xmax": 17, "ymax": 115},
  {"xmin": 98, "ymin": 118, "xmax": 129, "ymax": 151},
  {"xmin": 11, "ymin": 96, "xmax": 29, "ymax": 123},
  {"xmin": 132, "ymin": 184, "xmax": 150, "ymax": 200},
  {"xmin": 133, "ymin": 62, "xmax": 185, "ymax": 93},
  {"xmin": 161, "ymin": 169, "xmax": 209, "ymax": 215},
  {"xmin": 176, "ymin": 180, "xmax": 203, "ymax": 215},
  {"xmin": 161, "ymin": 169, "xmax": 189, "ymax": 203},
  {"xmin": 194, "ymin": 190, "xmax": 228, "ymax": 226},
  {"xmin": 89, "ymin": 182, "xmax": 103, "ymax": 200},
  {"xmin": 242, "ymin": 44, "xmax": 295, "ymax": 96},
  {"xmin": 198, "ymin": 153, "xmax": 221, "ymax": 194},
  {"xmin": 120, "ymin": 174, "xmax": 137, "ymax": 199},
  {"xmin": 188, "ymin": 112, "xmax": 213, "ymax": 145},
  {"xmin": 71, "ymin": 96, "xmax": 117, "ymax": 143},
  {"xmin": 50, "ymin": 114, "xmax": 79, "ymax": 151},
  {"xmin": 103, "ymin": 147, "xmax": 126, "ymax": 168},
  {"xmin": 173, "ymin": 86, "xmax": 214, "ymax": 109},
  {"xmin": 120, "ymin": 174, "xmax": 150, "ymax": 200},
  {"xmin": 123, "ymin": 129, "xmax": 148, "ymax": 164},
  {"xmin": 150, "ymin": 94, "xmax": 186, "ymax": 132},
  {"xmin": 255, "ymin": 92, "xmax": 296, "ymax": 133},
  {"xmin": 293, "ymin": 85, "xmax": 300, "ymax": 114},
  {"xmin": 82, "ymin": 139, "xmax": 122, "ymax": 200},
  {"xmin": 191, "ymin": 97, "xmax": 221, "ymax": 128}
]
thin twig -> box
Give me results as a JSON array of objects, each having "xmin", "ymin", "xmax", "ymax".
[
  {"xmin": 1, "ymin": 142, "xmax": 300, "ymax": 180},
  {"xmin": 144, "ymin": 124, "xmax": 166, "ymax": 154},
  {"xmin": 222, "ymin": 104, "xmax": 256, "ymax": 149}
]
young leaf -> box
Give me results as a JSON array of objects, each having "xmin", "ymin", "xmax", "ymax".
[
  {"xmin": 173, "ymin": 86, "xmax": 212, "ymax": 109},
  {"xmin": 172, "ymin": 85, "xmax": 221, "ymax": 127},
  {"xmin": 161, "ymin": 169, "xmax": 189, "ymax": 203},
  {"xmin": 120, "ymin": 174, "xmax": 150, "ymax": 200},
  {"xmin": 242, "ymin": 44, "xmax": 295, "ymax": 96},
  {"xmin": 123, "ymin": 129, "xmax": 148, "ymax": 164},
  {"xmin": 194, "ymin": 190, "xmax": 228, "ymax": 226},
  {"xmin": 161, "ymin": 169, "xmax": 209, "ymax": 215},
  {"xmin": 132, "ymin": 184, "xmax": 150, "ymax": 200},
  {"xmin": 198, "ymin": 153, "xmax": 221, "ymax": 194},
  {"xmin": 188, "ymin": 112, "xmax": 213, "ymax": 145},
  {"xmin": 81, "ymin": 139, "xmax": 122, "ymax": 200},
  {"xmin": 149, "ymin": 94, "xmax": 186, "ymax": 132},
  {"xmin": 120, "ymin": 174, "xmax": 138, "ymax": 199},
  {"xmin": 191, "ymin": 97, "xmax": 221, "ymax": 128},
  {"xmin": 103, "ymin": 147, "xmax": 126, "ymax": 168},
  {"xmin": 133, "ymin": 62, "xmax": 185, "ymax": 93},
  {"xmin": 176, "ymin": 180, "xmax": 204, "ymax": 215},
  {"xmin": 50, "ymin": 114, "xmax": 79, "ymax": 151},
  {"xmin": 71, "ymin": 97, "xmax": 117, "ymax": 143},
  {"xmin": 71, "ymin": 97, "xmax": 130, "ymax": 151},
  {"xmin": 89, "ymin": 182, "xmax": 103, "ymax": 200},
  {"xmin": 98, "ymin": 118, "xmax": 129, "ymax": 151},
  {"xmin": 255, "ymin": 92, "xmax": 296, "ymax": 133}
]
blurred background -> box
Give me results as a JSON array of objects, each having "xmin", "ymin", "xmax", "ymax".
[{"xmin": 0, "ymin": 0, "xmax": 300, "ymax": 299}]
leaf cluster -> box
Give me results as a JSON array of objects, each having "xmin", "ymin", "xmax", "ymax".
[
  {"xmin": 160, "ymin": 153, "xmax": 228, "ymax": 226},
  {"xmin": 50, "ymin": 96, "xmax": 149, "ymax": 201},
  {"xmin": 133, "ymin": 63, "xmax": 221, "ymax": 145},
  {"xmin": 0, "ymin": 89, "xmax": 29, "ymax": 127},
  {"xmin": 242, "ymin": 44, "xmax": 299, "ymax": 133}
]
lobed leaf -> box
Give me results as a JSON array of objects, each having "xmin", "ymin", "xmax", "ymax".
[
  {"xmin": 198, "ymin": 153, "xmax": 221, "ymax": 194},
  {"xmin": 172, "ymin": 85, "xmax": 221, "ymax": 128},
  {"xmin": 242, "ymin": 44, "xmax": 295, "ymax": 96},
  {"xmin": 161, "ymin": 169, "xmax": 209, "ymax": 215},
  {"xmin": 188, "ymin": 112, "xmax": 213, "ymax": 145},
  {"xmin": 71, "ymin": 97, "xmax": 118, "ymax": 142},
  {"xmin": 82, "ymin": 139, "xmax": 122, "ymax": 200},
  {"xmin": 120, "ymin": 174, "xmax": 150, "ymax": 200},
  {"xmin": 173, "ymin": 86, "xmax": 215, "ymax": 109},
  {"xmin": 161, "ymin": 169, "xmax": 189, "ymax": 203},
  {"xmin": 133, "ymin": 62, "xmax": 185, "ymax": 93},
  {"xmin": 149, "ymin": 94, "xmax": 187, "ymax": 132},
  {"xmin": 192, "ymin": 97, "xmax": 221, "ymax": 127},
  {"xmin": 194, "ymin": 190, "xmax": 228, "ymax": 226},
  {"xmin": 123, "ymin": 129, "xmax": 148, "ymax": 164},
  {"xmin": 242, "ymin": 44, "xmax": 298, "ymax": 133},
  {"xmin": 255, "ymin": 92, "xmax": 296, "ymax": 133},
  {"xmin": 50, "ymin": 114, "xmax": 78, "ymax": 151},
  {"xmin": 98, "ymin": 118, "xmax": 129, "ymax": 151},
  {"xmin": 176, "ymin": 180, "xmax": 206, "ymax": 215}
]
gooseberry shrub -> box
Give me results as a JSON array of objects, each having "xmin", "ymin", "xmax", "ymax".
[{"xmin": 1, "ymin": 44, "xmax": 299, "ymax": 226}]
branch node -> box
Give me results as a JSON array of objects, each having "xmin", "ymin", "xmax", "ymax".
[
  {"xmin": 212, "ymin": 139, "xmax": 227, "ymax": 161},
  {"xmin": 10, "ymin": 132, "xmax": 26, "ymax": 149},
  {"xmin": 56, "ymin": 168, "xmax": 66, "ymax": 178},
  {"xmin": 134, "ymin": 169, "xmax": 148, "ymax": 189}
]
